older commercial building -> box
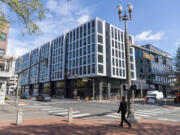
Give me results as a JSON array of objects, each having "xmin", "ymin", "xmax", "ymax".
[
  {"xmin": 15, "ymin": 17, "xmax": 136, "ymax": 99},
  {"xmin": 133, "ymin": 44, "xmax": 173, "ymax": 97},
  {"xmin": 0, "ymin": 23, "xmax": 10, "ymax": 71}
]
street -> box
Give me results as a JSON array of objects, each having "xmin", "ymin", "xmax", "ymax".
[{"xmin": 2, "ymin": 97, "xmax": 180, "ymax": 123}]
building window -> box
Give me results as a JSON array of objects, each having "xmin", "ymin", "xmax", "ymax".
[
  {"xmin": 83, "ymin": 66, "xmax": 86, "ymax": 74},
  {"xmin": 88, "ymin": 55, "xmax": 90, "ymax": 64},
  {"xmin": 113, "ymin": 67, "xmax": 115, "ymax": 75},
  {"xmin": 123, "ymin": 69, "xmax": 125, "ymax": 77},
  {"xmin": 115, "ymin": 29, "xmax": 117, "ymax": 40},
  {"xmin": 98, "ymin": 64, "xmax": 103, "ymax": 73},
  {"xmin": 112, "ymin": 40, "xmax": 114, "ymax": 47},
  {"xmin": 84, "ymin": 24, "xmax": 86, "ymax": 36},
  {"xmin": 98, "ymin": 44, "xmax": 103, "ymax": 53},
  {"xmin": 92, "ymin": 64, "xmax": 95, "ymax": 73},
  {"xmin": 98, "ymin": 54, "xmax": 103, "ymax": 63},
  {"xmin": 111, "ymin": 27, "xmax": 114, "ymax": 38},
  {"xmin": 88, "ymin": 45, "xmax": 91, "ymax": 54},
  {"xmin": 112, "ymin": 49, "xmax": 114, "ymax": 56},
  {"xmin": 92, "ymin": 20, "xmax": 95, "ymax": 33},
  {"xmin": 130, "ymin": 48, "xmax": 133, "ymax": 54},
  {"xmin": 80, "ymin": 26, "xmax": 82, "ymax": 38},
  {"xmin": 97, "ymin": 20, "xmax": 103, "ymax": 34},
  {"xmin": 92, "ymin": 54, "xmax": 95, "ymax": 63},
  {"xmin": 130, "ymin": 63, "xmax": 134, "ymax": 70},
  {"xmin": 92, "ymin": 44, "xmax": 95, "ymax": 52},
  {"xmin": 0, "ymin": 33, "xmax": 7, "ymax": 41},
  {"xmin": 88, "ymin": 65, "xmax": 91, "ymax": 74},
  {"xmin": 131, "ymin": 72, "xmax": 134, "ymax": 78},
  {"xmin": 92, "ymin": 34, "xmax": 95, "ymax": 43},
  {"xmin": 0, "ymin": 49, "xmax": 5, "ymax": 55},
  {"xmin": 116, "ymin": 59, "xmax": 118, "ymax": 66},
  {"xmin": 130, "ymin": 56, "xmax": 133, "ymax": 62},
  {"xmin": 119, "ymin": 69, "xmax": 122, "ymax": 76},
  {"xmin": 88, "ymin": 22, "xmax": 90, "ymax": 35},
  {"xmin": 121, "ymin": 32, "xmax": 124, "ymax": 42},
  {"xmin": 98, "ymin": 35, "xmax": 103, "ymax": 44}
]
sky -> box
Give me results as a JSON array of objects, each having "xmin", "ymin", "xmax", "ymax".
[{"xmin": 6, "ymin": 0, "xmax": 180, "ymax": 58}]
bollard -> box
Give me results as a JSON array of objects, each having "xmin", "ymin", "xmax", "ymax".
[
  {"xmin": 16, "ymin": 109, "xmax": 23, "ymax": 126},
  {"xmin": 68, "ymin": 108, "xmax": 73, "ymax": 122}
]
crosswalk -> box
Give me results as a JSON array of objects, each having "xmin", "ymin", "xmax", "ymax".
[
  {"xmin": 24, "ymin": 103, "xmax": 91, "ymax": 118},
  {"xmin": 105, "ymin": 108, "xmax": 178, "ymax": 120}
]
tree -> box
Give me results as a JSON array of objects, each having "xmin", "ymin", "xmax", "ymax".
[
  {"xmin": 175, "ymin": 45, "xmax": 180, "ymax": 72},
  {"xmin": 0, "ymin": 0, "xmax": 45, "ymax": 35}
]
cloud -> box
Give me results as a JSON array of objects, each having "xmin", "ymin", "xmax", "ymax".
[
  {"xmin": 77, "ymin": 14, "xmax": 90, "ymax": 24},
  {"xmin": 7, "ymin": 0, "xmax": 93, "ymax": 57},
  {"xmin": 135, "ymin": 30, "xmax": 164, "ymax": 41}
]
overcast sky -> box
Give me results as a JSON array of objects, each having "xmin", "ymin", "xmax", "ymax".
[{"xmin": 6, "ymin": 0, "xmax": 180, "ymax": 57}]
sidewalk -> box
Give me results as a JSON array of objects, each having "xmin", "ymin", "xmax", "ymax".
[{"xmin": 0, "ymin": 118, "xmax": 179, "ymax": 135}]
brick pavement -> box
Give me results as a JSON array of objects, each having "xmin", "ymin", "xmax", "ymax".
[{"xmin": 0, "ymin": 118, "xmax": 179, "ymax": 135}]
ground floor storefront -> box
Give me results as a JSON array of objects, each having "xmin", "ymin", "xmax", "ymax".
[{"xmin": 20, "ymin": 77, "xmax": 171, "ymax": 99}]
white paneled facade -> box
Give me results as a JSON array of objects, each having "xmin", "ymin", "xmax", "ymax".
[{"xmin": 109, "ymin": 24, "xmax": 136, "ymax": 80}]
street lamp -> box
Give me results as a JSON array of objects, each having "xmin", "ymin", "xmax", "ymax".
[{"xmin": 117, "ymin": 3, "xmax": 136, "ymax": 122}]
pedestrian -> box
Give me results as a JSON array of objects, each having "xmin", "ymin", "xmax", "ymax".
[{"xmin": 117, "ymin": 96, "xmax": 131, "ymax": 128}]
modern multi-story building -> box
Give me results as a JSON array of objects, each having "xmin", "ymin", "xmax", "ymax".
[
  {"xmin": 15, "ymin": 17, "xmax": 136, "ymax": 99},
  {"xmin": 133, "ymin": 44, "xmax": 172, "ymax": 97}
]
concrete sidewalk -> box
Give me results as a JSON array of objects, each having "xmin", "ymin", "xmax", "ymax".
[{"xmin": 0, "ymin": 118, "xmax": 179, "ymax": 135}]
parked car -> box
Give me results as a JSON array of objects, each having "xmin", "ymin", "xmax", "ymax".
[
  {"xmin": 21, "ymin": 93, "xmax": 31, "ymax": 99},
  {"xmin": 36, "ymin": 94, "xmax": 51, "ymax": 101}
]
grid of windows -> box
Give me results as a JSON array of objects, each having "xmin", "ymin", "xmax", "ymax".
[
  {"xmin": 19, "ymin": 70, "xmax": 29, "ymax": 85},
  {"xmin": 110, "ymin": 25, "xmax": 136, "ymax": 80},
  {"xmin": 97, "ymin": 19, "xmax": 105, "ymax": 74},
  {"xmin": 39, "ymin": 42, "xmax": 51, "ymax": 82},
  {"xmin": 111, "ymin": 26, "xmax": 126, "ymax": 78},
  {"xmin": 19, "ymin": 53, "xmax": 30, "ymax": 85},
  {"xmin": 66, "ymin": 20, "xmax": 96, "ymax": 77},
  {"xmin": 20, "ymin": 53, "xmax": 30, "ymax": 71},
  {"xmin": 51, "ymin": 35, "xmax": 65, "ymax": 81},
  {"xmin": 29, "ymin": 48, "xmax": 39, "ymax": 84}
]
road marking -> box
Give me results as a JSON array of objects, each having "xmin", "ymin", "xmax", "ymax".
[
  {"xmin": 49, "ymin": 109, "xmax": 68, "ymax": 113},
  {"xmin": 72, "ymin": 113, "xmax": 91, "ymax": 118},
  {"xmin": 41, "ymin": 108, "xmax": 63, "ymax": 111},
  {"xmin": 158, "ymin": 118, "xmax": 178, "ymax": 122},
  {"xmin": 135, "ymin": 116, "xmax": 142, "ymax": 119},
  {"xmin": 54, "ymin": 111, "xmax": 80, "ymax": 115},
  {"xmin": 134, "ymin": 114, "xmax": 150, "ymax": 117},
  {"xmin": 135, "ymin": 112, "xmax": 157, "ymax": 115},
  {"xmin": 105, "ymin": 115, "xmax": 121, "ymax": 118},
  {"xmin": 48, "ymin": 109, "xmax": 66, "ymax": 113}
]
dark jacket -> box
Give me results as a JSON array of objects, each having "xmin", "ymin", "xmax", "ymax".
[{"xmin": 118, "ymin": 101, "xmax": 127, "ymax": 115}]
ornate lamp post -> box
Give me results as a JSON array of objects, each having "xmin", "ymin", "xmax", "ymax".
[{"xmin": 117, "ymin": 3, "xmax": 136, "ymax": 122}]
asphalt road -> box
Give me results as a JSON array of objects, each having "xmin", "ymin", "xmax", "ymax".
[{"xmin": 1, "ymin": 97, "xmax": 180, "ymax": 123}]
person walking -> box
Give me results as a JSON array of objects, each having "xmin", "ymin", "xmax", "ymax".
[{"xmin": 117, "ymin": 96, "xmax": 131, "ymax": 128}]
